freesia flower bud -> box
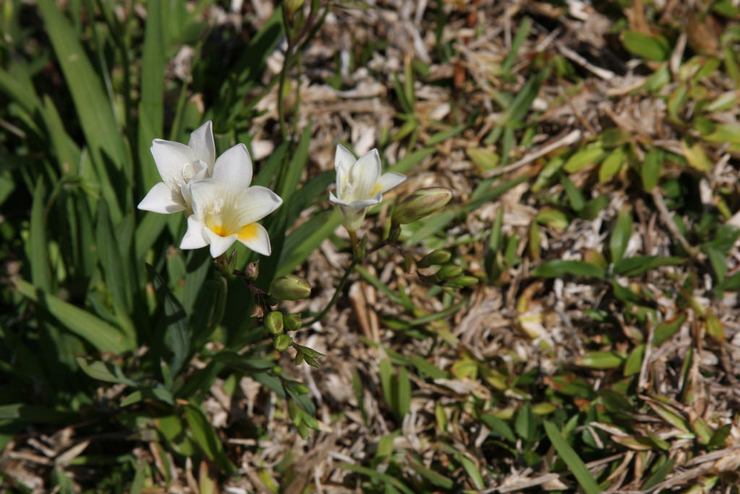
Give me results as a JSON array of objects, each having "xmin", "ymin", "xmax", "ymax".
[
  {"xmin": 270, "ymin": 275, "xmax": 311, "ymax": 301},
  {"xmin": 418, "ymin": 249, "xmax": 452, "ymax": 268},
  {"xmin": 274, "ymin": 334, "xmax": 293, "ymax": 351},
  {"xmin": 266, "ymin": 311, "xmax": 284, "ymax": 334},
  {"xmin": 392, "ymin": 187, "xmax": 452, "ymax": 225},
  {"xmin": 284, "ymin": 313, "xmax": 302, "ymax": 331}
]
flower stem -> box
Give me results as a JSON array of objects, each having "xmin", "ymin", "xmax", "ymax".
[{"xmin": 301, "ymin": 257, "xmax": 358, "ymax": 328}]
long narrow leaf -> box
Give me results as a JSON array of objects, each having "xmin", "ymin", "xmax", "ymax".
[
  {"xmin": 543, "ymin": 421, "xmax": 601, "ymax": 494},
  {"xmin": 37, "ymin": 0, "xmax": 130, "ymax": 220},
  {"xmin": 15, "ymin": 279, "xmax": 130, "ymax": 354},
  {"xmin": 137, "ymin": 0, "xmax": 166, "ymax": 190}
]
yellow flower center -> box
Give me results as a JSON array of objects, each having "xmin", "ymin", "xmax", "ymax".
[
  {"xmin": 210, "ymin": 224, "xmax": 229, "ymax": 237},
  {"xmin": 370, "ymin": 183, "xmax": 382, "ymax": 196},
  {"xmin": 238, "ymin": 223, "xmax": 258, "ymax": 241}
]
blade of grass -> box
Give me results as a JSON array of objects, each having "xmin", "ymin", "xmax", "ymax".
[
  {"xmin": 543, "ymin": 421, "xmax": 601, "ymax": 494},
  {"xmin": 137, "ymin": 0, "xmax": 167, "ymax": 191},
  {"xmin": 15, "ymin": 279, "xmax": 130, "ymax": 354},
  {"xmin": 29, "ymin": 180, "xmax": 53, "ymax": 291},
  {"xmin": 37, "ymin": 0, "xmax": 130, "ymax": 221}
]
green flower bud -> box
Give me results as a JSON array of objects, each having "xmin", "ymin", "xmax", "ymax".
[
  {"xmin": 436, "ymin": 264, "xmax": 463, "ymax": 280},
  {"xmin": 445, "ymin": 275, "xmax": 480, "ymax": 288},
  {"xmin": 284, "ymin": 313, "xmax": 302, "ymax": 331},
  {"xmin": 392, "ymin": 187, "xmax": 452, "ymax": 225},
  {"xmin": 270, "ymin": 275, "xmax": 311, "ymax": 301},
  {"xmin": 266, "ymin": 311, "xmax": 284, "ymax": 334},
  {"xmin": 274, "ymin": 334, "xmax": 293, "ymax": 351},
  {"xmin": 418, "ymin": 249, "xmax": 452, "ymax": 268}
]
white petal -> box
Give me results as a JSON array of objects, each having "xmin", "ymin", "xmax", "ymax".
[
  {"xmin": 237, "ymin": 223, "xmax": 271, "ymax": 256},
  {"xmin": 335, "ymin": 144, "xmax": 355, "ymax": 191},
  {"xmin": 180, "ymin": 216, "xmax": 209, "ymax": 249},
  {"xmin": 189, "ymin": 180, "xmax": 223, "ymax": 219},
  {"xmin": 212, "ymin": 143, "xmax": 253, "ymax": 191},
  {"xmin": 204, "ymin": 228, "xmax": 237, "ymax": 258},
  {"xmin": 329, "ymin": 191, "xmax": 349, "ymax": 206},
  {"xmin": 151, "ymin": 139, "xmax": 194, "ymax": 184},
  {"xmin": 188, "ymin": 120, "xmax": 216, "ymax": 168},
  {"xmin": 351, "ymin": 148, "xmax": 382, "ymax": 199},
  {"xmin": 377, "ymin": 172, "xmax": 406, "ymax": 194},
  {"xmin": 137, "ymin": 182, "xmax": 184, "ymax": 213},
  {"xmin": 347, "ymin": 195, "xmax": 382, "ymax": 210},
  {"xmin": 232, "ymin": 186, "xmax": 283, "ymax": 225}
]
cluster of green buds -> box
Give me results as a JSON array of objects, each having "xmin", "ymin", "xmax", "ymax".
[
  {"xmin": 267, "ymin": 275, "xmax": 311, "ymax": 352},
  {"xmin": 416, "ymin": 249, "xmax": 479, "ymax": 288}
]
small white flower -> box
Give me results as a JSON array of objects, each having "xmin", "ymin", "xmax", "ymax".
[
  {"xmin": 137, "ymin": 121, "xmax": 216, "ymax": 214},
  {"xmin": 328, "ymin": 145, "xmax": 406, "ymax": 229},
  {"xmin": 180, "ymin": 144, "xmax": 282, "ymax": 258}
]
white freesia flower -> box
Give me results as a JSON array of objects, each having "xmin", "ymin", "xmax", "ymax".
[
  {"xmin": 180, "ymin": 144, "xmax": 282, "ymax": 258},
  {"xmin": 328, "ymin": 145, "xmax": 406, "ymax": 230},
  {"xmin": 137, "ymin": 121, "xmax": 216, "ymax": 214}
]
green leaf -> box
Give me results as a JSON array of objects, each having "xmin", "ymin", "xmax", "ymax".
[
  {"xmin": 722, "ymin": 271, "xmax": 740, "ymax": 291},
  {"xmin": 599, "ymin": 146, "xmax": 625, "ymax": 183},
  {"xmin": 466, "ymin": 146, "xmax": 499, "ymax": 172},
  {"xmin": 134, "ymin": 213, "xmax": 167, "ymax": 261},
  {"xmin": 37, "ymin": 0, "xmax": 130, "ymax": 220},
  {"xmin": 561, "ymin": 175, "xmax": 585, "ymax": 212},
  {"xmin": 624, "ymin": 344, "xmax": 645, "ymax": 376},
  {"xmin": 609, "ymin": 207, "xmax": 633, "ymax": 263},
  {"xmin": 622, "ymin": 31, "xmax": 671, "ymax": 61},
  {"xmin": 653, "ymin": 313, "xmax": 687, "ymax": 346},
  {"xmin": 148, "ymin": 266, "xmax": 191, "ymax": 377},
  {"xmin": 532, "ymin": 260, "xmax": 605, "ymax": 279},
  {"xmin": 515, "ymin": 403, "xmax": 535, "ymax": 442},
  {"xmin": 642, "ymin": 456, "xmax": 674, "ymax": 490},
  {"xmin": 184, "ymin": 404, "xmax": 232, "ymax": 472},
  {"xmin": 682, "ymin": 140, "xmax": 712, "ymax": 172},
  {"xmin": 339, "ymin": 463, "xmax": 414, "ymax": 494},
  {"xmin": 379, "ymin": 358, "xmax": 394, "ymax": 411},
  {"xmin": 96, "ymin": 201, "xmax": 134, "ymax": 332},
  {"xmin": 395, "ymin": 366, "xmax": 411, "ymax": 419},
  {"xmin": 543, "ymin": 421, "xmax": 601, "ymax": 494},
  {"xmin": 408, "ymin": 459, "xmax": 454, "ymax": 489},
  {"xmin": 41, "ymin": 95, "xmax": 81, "ymax": 174},
  {"xmin": 409, "ymin": 355, "xmax": 448, "ymax": 380},
  {"xmin": 479, "ymin": 414, "xmax": 516, "ymax": 443},
  {"xmin": 563, "ymin": 143, "xmax": 605, "ymax": 173},
  {"xmin": 137, "ymin": 0, "xmax": 167, "ymax": 190},
  {"xmin": 15, "ymin": 279, "xmax": 130, "ymax": 354},
  {"xmin": 156, "ymin": 415, "xmax": 196, "ymax": 457},
  {"xmin": 612, "ymin": 256, "xmax": 685, "ymax": 277},
  {"xmin": 259, "ymin": 125, "xmax": 313, "ymax": 282},
  {"xmin": 457, "ymin": 453, "xmax": 484, "ymax": 490},
  {"xmin": 76, "ymin": 357, "xmax": 136, "ymax": 386},
  {"xmin": 29, "ymin": 180, "xmax": 52, "ymax": 291},
  {"xmin": 576, "ymin": 351, "xmax": 624, "ymax": 369},
  {"xmin": 641, "ymin": 148, "xmax": 663, "ymax": 192},
  {"xmin": 0, "ymin": 67, "xmax": 42, "ymax": 113},
  {"xmin": 276, "ymin": 209, "xmax": 342, "ymax": 278},
  {"xmin": 388, "ymin": 147, "xmax": 435, "ymax": 174}
]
